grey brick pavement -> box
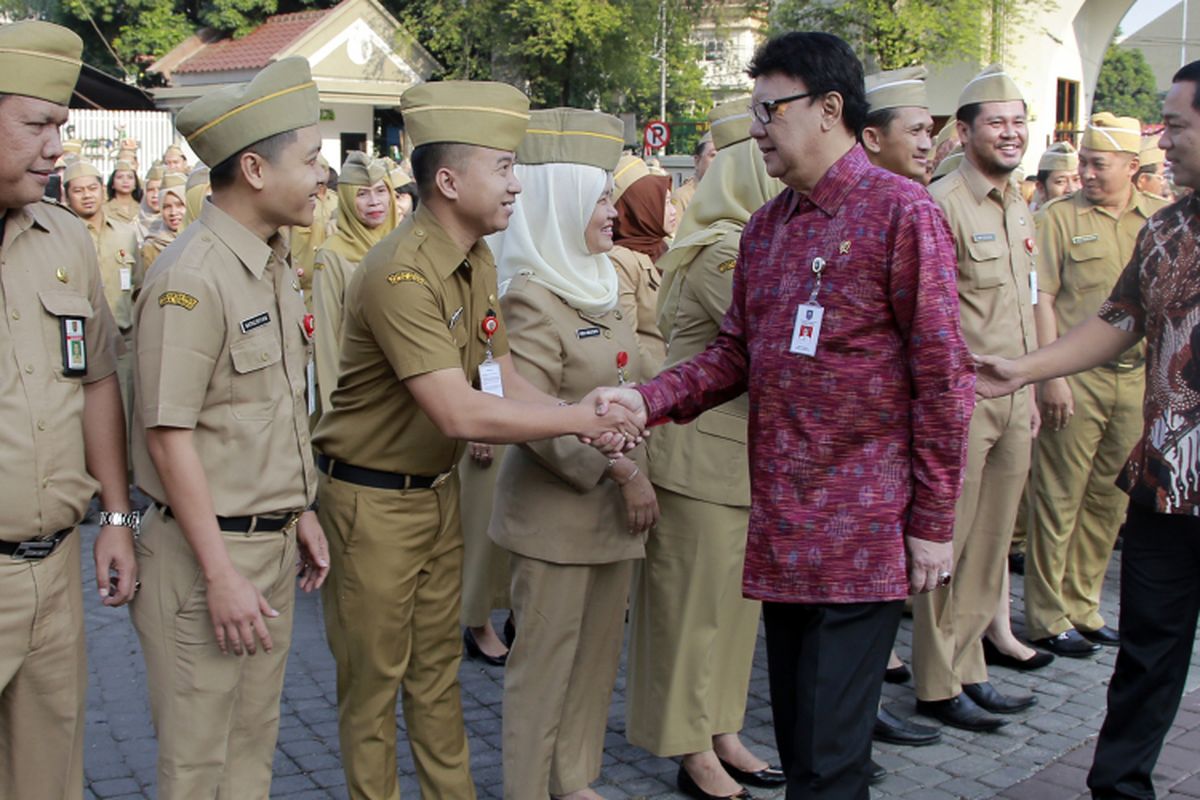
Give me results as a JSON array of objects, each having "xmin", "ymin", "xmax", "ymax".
[{"xmin": 78, "ymin": 524, "xmax": 1200, "ymax": 799}]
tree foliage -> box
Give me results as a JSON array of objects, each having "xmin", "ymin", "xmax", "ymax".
[
  {"xmin": 1093, "ymin": 43, "xmax": 1162, "ymax": 124},
  {"xmin": 392, "ymin": 0, "xmax": 712, "ymax": 122},
  {"xmin": 769, "ymin": 0, "xmax": 1047, "ymax": 70}
]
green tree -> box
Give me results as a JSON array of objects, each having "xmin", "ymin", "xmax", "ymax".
[
  {"xmin": 769, "ymin": 0, "xmax": 1048, "ymax": 70},
  {"xmin": 1093, "ymin": 43, "xmax": 1162, "ymax": 123},
  {"xmin": 391, "ymin": 0, "xmax": 712, "ymax": 136}
]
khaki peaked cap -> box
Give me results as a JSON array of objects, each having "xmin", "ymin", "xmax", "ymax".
[
  {"xmin": 0, "ymin": 20, "xmax": 82, "ymax": 106},
  {"xmin": 958, "ymin": 64, "xmax": 1024, "ymax": 109},
  {"xmin": 1080, "ymin": 112, "xmax": 1142, "ymax": 154},
  {"xmin": 517, "ymin": 108, "xmax": 624, "ymax": 170},
  {"xmin": 400, "ymin": 80, "xmax": 530, "ymax": 151},
  {"xmin": 340, "ymin": 151, "xmax": 387, "ymax": 186},
  {"xmin": 707, "ymin": 97, "xmax": 752, "ymax": 149},
  {"xmin": 613, "ymin": 154, "xmax": 651, "ymax": 202},
  {"xmin": 865, "ymin": 66, "xmax": 929, "ymax": 112},
  {"xmin": 1038, "ymin": 141, "xmax": 1079, "ymax": 173},
  {"xmin": 63, "ymin": 159, "xmax": 101, "ymax": 185},
  {"xmin": 1140, "ymin": 136, "xmax": 1165, "ymax": 167},
  {"xmin": 176, "ymin": 56, "xmax": 320, "ymax": 167}
]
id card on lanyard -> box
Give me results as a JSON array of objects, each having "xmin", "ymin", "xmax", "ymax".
[
  {"xmin": 479, "ymin": 310, "xmax": 504, "ymax": 397},
  {"xmin": 790, "ymin": 256, "xmax": 828, "ymax": 357}
]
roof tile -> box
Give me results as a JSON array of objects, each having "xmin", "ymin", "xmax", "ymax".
[{"xmin": 174, "ymin": 7, "xmax": 334, "ymax": 74}]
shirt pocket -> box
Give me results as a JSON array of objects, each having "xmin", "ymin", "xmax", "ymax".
[
  {"xmin": 696, "ymin": 406, "xmax": 747, "ymax": 444},
  {"xmin": 964, "ymin": 239, "xmax": 1007, "ymax": 290},
  {"xmin": 229, "ymin": 334, "xmax": 283, "ymax": 420},
  {"xmin": 1065, "ymin": 239, "xmax": 1110, "ymax": 293},
  {"xmin": 38, "ymin": 290, "xmax": 94, "ymax": 382}
]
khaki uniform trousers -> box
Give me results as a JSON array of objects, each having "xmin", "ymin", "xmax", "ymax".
[
  {"xmin": 1026, "ymin": 365, "xmax": 1143, "ymax": 639},
  {"xmin": 130, "ymin": 507, "xmax": 298, "ymax": 800},
  {"xmin": 914, "ymin": 389, "xmax": 1031, "ymax": 701},
  {"xmin": 503, "ymin": 555, "xmax": 633, "ymax": 799},
  {"xmin": 319, "ymin": 473, "xmax": 474, "ymax": 800},
  {"xmin": 459, "ymin": 448, "xmax": 509, "ymax": 628},
  {"xmin": 626, "ymin": 488, "xmax": 760, "ymax": 756},
  {"xmin": 0, "ymin": 532, "xmax": 85, "ymax": 800}
]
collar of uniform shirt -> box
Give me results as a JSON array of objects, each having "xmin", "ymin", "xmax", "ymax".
[
  {"xmin": 199, "ymin": 200, "xmax": 285, "ymax": 279},
  {"xmin": 959, "ymin": 154, "xmax": 1020, "ymax": 206},
  {"xmin": 411, "ymin": 204, "xmax": 494, "ymax": 281},
  {"xmin": 781, "ymin": 144, "xmax": 871, "ymax": 220},
  {"xmin": 13, "ymin": 204, "xmax": 49, "ymax": 237}
]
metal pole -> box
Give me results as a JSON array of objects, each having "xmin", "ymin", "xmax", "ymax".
[
  {"xmin": 1183, "ymin": 0, "xmax": 1190, "ymax": 68},
  {"xmin": 659, "ymin": 0, "xmax": 667, "ymax": 134}
]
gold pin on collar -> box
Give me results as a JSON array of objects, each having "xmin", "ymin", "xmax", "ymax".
[{"xmin": 839, "ymin": 241, "xmax": 851, "ymax": 255}]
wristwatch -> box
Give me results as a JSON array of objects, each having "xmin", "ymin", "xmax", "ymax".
[{"xmin": 99, "ymin": 510, "xmax": 141, "ymax": 534}]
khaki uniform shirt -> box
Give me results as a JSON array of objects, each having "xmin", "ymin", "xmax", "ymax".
[
  {"xmin": 86, "ymin": 211, "xmax": 142, "ymax": 332},
  {"xmin": 0, "ymin": 201, "xmax": 121, "ymax": 540},
  {"xmin": 132, "ymin": 201, "xmax": 316, "ymax": 517},
  {"xmin": 647, "ymin": 231, "xmax": 749, "ymax": 508},
  {"xmin": 929, "ymin": 156, "xmax": 1037, "ymax": 359},
  {"xmin": 1036, "ymin": 189, "xmax": 1168, "ymax": 365},
  {"xmin": 610, "ymin": 244, "xmax": 667, "ymax": 380},
  {"xmin": 488, "ymin": 274, "xmax": 646, "ymax": 565},
  {"xmin": 312, "ymin": 205, "xmax": 509, "ymax": 475},
  {"xmin": 671, "ymin": 177, "xmax": 697, "ymax": 220},
  {"xmin": 311, "ymin": 247, "xmax": 358, "ymax": 414}
]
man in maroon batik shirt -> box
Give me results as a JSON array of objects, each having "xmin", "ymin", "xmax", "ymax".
[{"xmin": 597, "ymin": 32, "xmax": 975, "ymax": 799}]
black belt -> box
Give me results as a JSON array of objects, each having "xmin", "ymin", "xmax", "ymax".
[
  {"xmin": 317, "ymin": 454, "xmax": 451, "ymax": 491},
  {"xmin": 157, "ymin": 504, "xmax": 300, "ymax": 534},
  {"xmin": 1103, "ymin": 360, "xmax": 1144, "ymax": 372},
  {"xmin": 1, "ymin": 527, "xmax": 73, "ymax": 560}
]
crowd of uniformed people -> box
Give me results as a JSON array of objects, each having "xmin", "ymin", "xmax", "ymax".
[{"xmin": 0, "ymin": 15, "xmax": 1196, "ymax": 800}]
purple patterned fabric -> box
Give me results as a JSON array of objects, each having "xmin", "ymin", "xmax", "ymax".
[{"xmin": 637, "ymin": 146, "xmax": 975, "ymax": 603}]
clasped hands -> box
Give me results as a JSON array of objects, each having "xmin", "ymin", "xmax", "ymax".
[{"xmin": 575, "ymin": 385, "xmax": 650, "ymax": 456}]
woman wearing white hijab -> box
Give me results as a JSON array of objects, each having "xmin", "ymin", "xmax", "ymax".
[
  {"xmin": 627, "ymin": 112, "xmax": 788, "ymax": 800},
  {"xmin": 488, "ymin": 109, "xmax": 657, "ymax": 800}
]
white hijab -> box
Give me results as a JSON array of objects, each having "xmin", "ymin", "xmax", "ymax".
[{"xmin": 496, "ymin": 162, "xmax": 619, "ymax": 315}]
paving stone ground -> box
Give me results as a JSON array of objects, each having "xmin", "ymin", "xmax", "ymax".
[{"xmin": 78, "ymin": 524, "xmax": 1200, "ymax": 799}]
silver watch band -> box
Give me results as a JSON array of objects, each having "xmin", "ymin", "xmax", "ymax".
[{"xmin": 99, "ymin": 510, "xmax": 141, "ymax": 532}]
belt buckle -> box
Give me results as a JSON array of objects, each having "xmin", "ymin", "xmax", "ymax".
[
  {"xmin": 282, "ymin": 513, "xmax": 301, "ymax": 534},
  {"xmin": 12, "ymin": 538, "xmax": 56, "ymax": 560}
]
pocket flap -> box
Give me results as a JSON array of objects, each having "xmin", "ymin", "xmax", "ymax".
[
  {"xmin": 39, "ymin": 290, "xmax": 94, "ymax": 318},
  {"xmin": 230, "ymin": 335, "xmax": 282, "ymax": 374},
  {"xmin": 696, "ymin": 407, "xmax": 747, "ymax": 443},
  {"xmin": 1069, "ymin": 239, "xmax": 1106, "ymax": 262},
  {"xmin": 966, "ymin": 239, "xmax": 1005, "ymax": 262}
]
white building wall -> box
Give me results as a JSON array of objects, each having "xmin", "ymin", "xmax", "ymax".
[{"xmin": 319, "ymin": 101, "xmax": 375, "ymax": 168}]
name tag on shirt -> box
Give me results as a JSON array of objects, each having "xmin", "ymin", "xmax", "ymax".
[
  {"xmin": 971, "ymin": 233, "xmax": 997, "ymax": 242},
  {"xmin": 62, "ymin": 317, "xmax": 86, "ymax": 375},
  {"xmin": 240, "ymin": 312, "xmax": 271, "ymax": 333},
  {"xmin": 789, "ymin": 303, "xmax": 823, "ymax": 357},
  {"xmin": 576, "ymin": 326, "xmax": 601, "ymax": 339},
  {"xmin": 479, "ymin": 356, "xmax": 504, "ymax": 397},
  {"xmin": 119, "ymin": 268, "xmax": 132, "ymax": 291}
]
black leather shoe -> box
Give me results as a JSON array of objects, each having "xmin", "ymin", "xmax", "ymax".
[
  {"xmin": 1079, "ymin": 625, "xmax": 1120, "ymax": 646},
  {"xmin": 982, "ymin": 637, "xmax": 1055, "ymax": 671},
  {"xmin": 874, "ymin": 707, "xmax": 941, "ymax": 746},
  {"xmin": 463, "ymin": 628, "xmax": 507, "ymax": 667},
  {"xmin": 718, "ymin": 757, "xmax": 786, "ymax": 787},
  {"xmin": 676, "ymin": 765, "xmax": 748, "ymax": 799},
  {"xmin": 916, "ymin": 693, "xmax": 1008, "ymax": 732},
  {"xmin": 1034, "ymin": 629, "xmax": 1101, "ymax": 658},
  {"xmin": 884, "ymin": 663, "xmax": 911, "ymax": 684},
  {"xmin": 869, "ymin": 758, "xmax": 886, "ymax": 785},
  {"xmin": 962, "ymin": 681, "xmax": 1037, "ymax": 714}
]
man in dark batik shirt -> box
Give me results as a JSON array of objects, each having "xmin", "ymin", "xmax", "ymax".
[{"xmin": 977, "ymin": 60, "xmax": 1200, "ymax": 800}]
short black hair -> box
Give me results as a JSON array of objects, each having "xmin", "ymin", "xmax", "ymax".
[
  {"xmin": 957, "ymin": 100, "xmax": 1028, "ymax": 127},
  {"xmin": 396, "ymin": 181, "xmax": 419, "ymax": 210},
  {"xmin": 1136, "ymin": 162, "xmax": 1160, "ymax": 178},
  {"xmin": 693, "ymin": 137, "xmax": 714, "ymax": 158},
  {"xmin": 208, "ymin": 129, "xmax": 298, "ymax": 190},
  {"xmin": 746, "ymin": 32, "xmax": 867, "ymax": 135},
  {"xmin": 1173, "ymin": 60, "xmax": 1200, "ymax": 110},
  {"xmin": 1036, "ymin": 169, "xmax": 1052, "ymax": 186},
  {"xmin": 862, "ymin": 107, "xmax": 898, "ymax": 133},
  {"xmin": 410, "ymin": 142, "xmax": 470, "ymax": 198}
]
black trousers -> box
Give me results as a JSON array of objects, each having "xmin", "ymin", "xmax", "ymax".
[
  {"xmin": 763, "ymin": 599, "xmax": 903, "ymax": 800},
  {"xmin": 1088, "ymin": 503, "xmax": 1200, "ymax": 799}
]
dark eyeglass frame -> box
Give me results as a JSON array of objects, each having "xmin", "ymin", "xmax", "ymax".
[{"xmin": 749, "ymin": 91, "xmax": 816, "ymax": 125}]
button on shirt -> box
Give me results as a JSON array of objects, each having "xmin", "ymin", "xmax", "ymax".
[
  {"xmin": 312, "ymin": 205, "xmax": 509, "ymax": 475},
  {"xmin": 132, "ymin": 201, "xmax": 315, "ymax": 517},
  {"xmin": 1099, "ymin": 194, "xmax": 1200, "ymax": 516},
  {"xmin": 0, "ymin": 202, "xmax": 121, "ymax": 540},
  {"xmin": 636, "ymin": 146, "xmax": 976, "ymax": 604},
  {"xmin": 929, "ymin": 156, "xmax": 1037, "ymax": 359}
]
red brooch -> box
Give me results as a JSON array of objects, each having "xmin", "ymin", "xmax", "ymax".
[
  {"xmin": 616, "ymin": 351, "xmax": 629, "ymax": 385},
  {"xmin": 1024, "ymin": 237, "xmax": 1036, "ymax": 255},
  {"xmin": 481, "ymin": 313, "xmax": 499, "ymax": 339},
  {"xmin": 302, "ymin": 313, "xmax": 315, "ymax": 340}
]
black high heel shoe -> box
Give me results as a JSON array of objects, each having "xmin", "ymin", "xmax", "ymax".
[
  {"xmin": 982, "ymin": 636, "xmax": 1054, "ymax": 671},
  {"xmin": 676, "ymin": 765, "xmax": 748, "ymax": 800},
  {"xmin": 463, "ymin": 628, "xmax": 507, "ymax": 667}
]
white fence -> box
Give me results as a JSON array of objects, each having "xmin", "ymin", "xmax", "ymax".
[{"xmin": 61, "ymin": 109, "xmax": 196, "ymax": 178}]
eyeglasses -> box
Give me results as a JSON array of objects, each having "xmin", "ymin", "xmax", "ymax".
[{"xmin": 749, "ymin": 92, "xmax": 815, "ymax": 125}]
